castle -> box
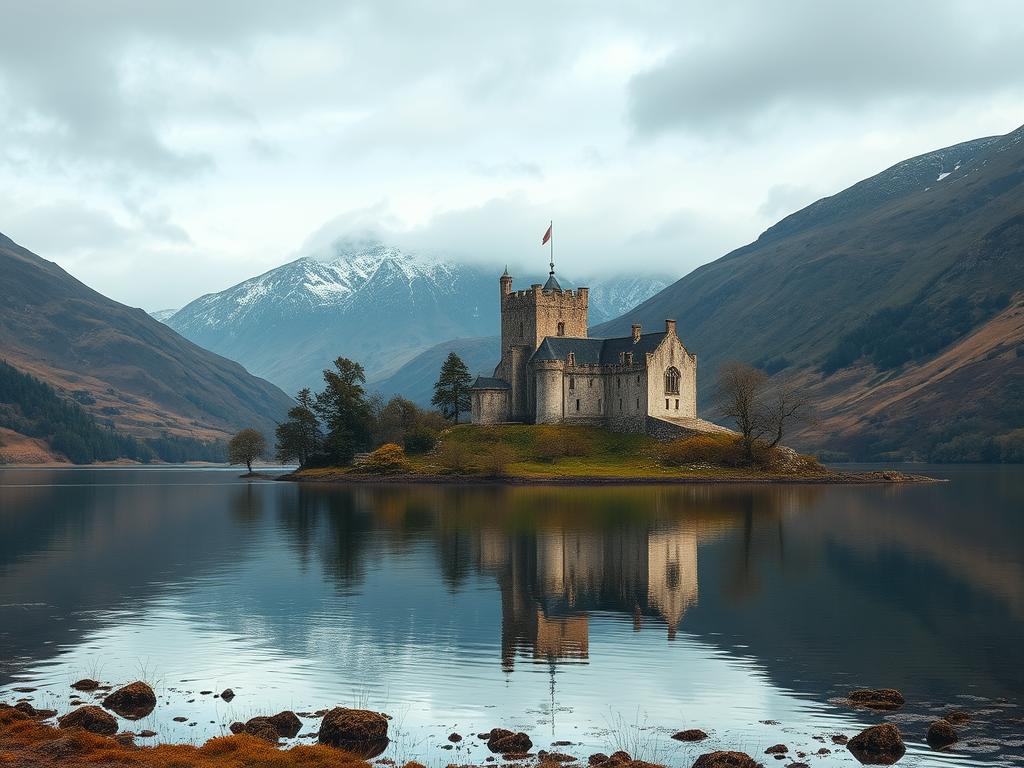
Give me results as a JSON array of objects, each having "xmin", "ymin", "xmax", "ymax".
[{"xmin": 470, "ymin": 264, "xmax": 721, "ymax": 437}]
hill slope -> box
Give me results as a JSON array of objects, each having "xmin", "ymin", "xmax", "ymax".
[
  {"xmin": 0, "ymin": 233, "xmax": 295, "ymax": 448},
  {"xmin": 595, "ymin": 125, "xmax": 1024, "ymax": 460},
  {"xmin": 167, "ymin": 243, "xmax": 670, "ymax": 395}
]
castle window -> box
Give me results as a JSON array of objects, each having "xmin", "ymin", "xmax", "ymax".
[
  {"xmin": 589, "ymin": 378, "xmax": 593, "ymax": 388},
  {"xmin": 557, "ymin": 321, "xmax": 565, "ymax": 336},
  {"xmin": 665, "ymin": 399, "xmax": 669, "ymax": 409},
  {"xmin": 635, "ymin": 397, "xmax": 639, "ymax": 410},
  {"xmin": 636, "ymin": 374, "xmax": 640, "ymax": 384},
  {"xmin": 569, "ymin": 376, "xmax": 575, "ymax": 390},
  {"xmin": 617, "ymin": 378, "xmax": 621, "ymax": 389},
  {"xmin": 519, "ymin": 321, "xmax": 524, "ymax": 337},
  {"xmin": 619, "ymin": 398, "xmax": 623, "ymax": 412},
  {"xmin": 665, "ymin": 366, "xmax": 681, "ymax": 395},
  {"xmin": 576, "ymin": 399, "xmax": 580, "ymax": 412},
  {"xmin": 598, "ymin": 398, "xmax": 602, "ymax": 411},
  {"xmin": 568, "ymin": 352, "xmax": 575, "ymax": 366},
  {"xmin": 625, "ymin": 352, "xmax": 633, "ymax": 365},
  {"xmin": 675, "ymin": 399, "xmax": 679, "ymax": 410}
]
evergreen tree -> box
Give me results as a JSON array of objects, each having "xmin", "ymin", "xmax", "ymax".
[
  {"xmin": 275, "ymin": 388, "xmax": 323, "ymax": 466},
  {"xmin": 228, "ymin": 428, "xmax": 267, "ymax": 473},
  {"xmin": 432, "ymin": 352, "xmax": 472, "ymax": 423},
  {"xmin": 314, "ymin": 357, "xmax": 373, "ymax": 465}
]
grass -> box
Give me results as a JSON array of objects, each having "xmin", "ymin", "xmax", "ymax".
[{"xmin": 293, "ymin": 425, "xmax": 853, "ymax": 484}]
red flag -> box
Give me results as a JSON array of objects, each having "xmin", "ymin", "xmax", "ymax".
[{"xmin": 541, "ymin": 224, "xmax": 552, "ymax": 245}]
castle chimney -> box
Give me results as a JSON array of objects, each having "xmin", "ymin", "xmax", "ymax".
[
  {"xmin": 631, "ymin": 323, "xmax": 642, "ymax": 343},
  {"xmin": 665, "ymin": 319, "xmax": 677, "ymax": 336}
]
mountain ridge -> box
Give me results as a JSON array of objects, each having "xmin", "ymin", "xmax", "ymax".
[{"xmin": 0, "ymin": 233, "xmax": 295, "ymax": 452}]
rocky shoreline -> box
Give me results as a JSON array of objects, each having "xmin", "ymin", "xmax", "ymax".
[{"xmin": 0, "ymin": 682, "xmax": 984, "ymax": 768}]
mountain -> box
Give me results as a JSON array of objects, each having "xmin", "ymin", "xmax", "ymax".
[
  {"xmin": 167, "ymin": 242, "xmax": 671, "ymax": 396},
  {"xmin": 149, "ymin": 308, "xmax": 178, "ymax": 322},
  {"xmin": 372, "ymin": 336, "xmax": 499, "ymax": 406},
  {"xmin": 0, "ymin": 233, "xmax": 295, "ymax": 455},
  {"xmin": 595, "ymin": 124, "xmax": 1024, "ymax": 461}
]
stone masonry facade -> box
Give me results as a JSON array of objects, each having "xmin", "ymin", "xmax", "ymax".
[{"xmin": 470, "ymin": 267, "xmax": 722, "ymax": 437}]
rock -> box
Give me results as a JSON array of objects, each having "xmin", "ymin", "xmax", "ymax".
[
  {"xmin": 673, "ymin": 729, "xmax": 709, "ymax": 742},
  {"xmin": 200, "ymin": 690, "xmax": 212, "ymax": 695},
  {"xmin": 449, "ymin": 732, "xmax": 463, "ymax": 742},
  {"xmin": 221, "ymin": 688, "xmax": 235, "ymax": 702},
  {"xmin": 318, "ymin": 707, "xmax": 390, "ymax": 748},
  {"xmin": 114, "ymin": 732, "xmax": 136, "ymax": 746},
  {"xmin": 229, "ymin": 721, "xmax": 245, "ymax": 733},
  {"xmin": 0, "ymin": 704, "xmax": 30, "ymax": 723},
  {"xmin": 266, "ymin": 711, "xmax": 302, "ymax": 738},
  {"xmin": 847, "ymin": 723, "xmax": 906, "ymax": 765},
  {"xmin": 103, "ymin": 681, "xmax": 157, "ymax": 720},
  {"xmin": 926, "ymin": 719, "xmax": 957, "ymax": 749},
  {"xmin": 786, "ymin": 764, "xmax": 809, "ymax": 768},
  {"xmin": 848, "ymin": 689, "xmax": 905, "ymax": 711},
  {"xmin": 609, "ymin": 750, "xmax": 632, "ymax": 764},
  {"xmin": 539, "ymin": 750, "xmax": 577, "ymax": 762},
  {"xmin": 14, "ymin": 702, "xmax": 56, "ymax": 719},
  {"xmin": 487, "ymin": 728, "xmax": 533, "ymax": 754},
  {"xmin": 57, "ymin": 705, "xmax": 118, "ymax": 735},
  {"xmin": 71, "ymin": 679, "xmax": 100, "ymax": 692},
  {"xmin": 12, "ymin": 686, "xmax": 37, "ymax": 693},
  {"xmin": 831, "ymin": 735, "xmax": 848, "ymax": 745},
  {"xmin": 691, "ymin": 752, "xmax": 762, "ymax": 768},
  {"xmin": 589, "ymin": 754, "xmax": 610, "ymax": 766},
  {"xmin": 944, "ymin": 710, "xmax": 970, "ymax": 726},
  {"xmin": 138, "ymin": 730, "xmax": 157, "ymax": 737},
  {"xmin": 765, "ymin": 745, "xmax": 788, "ymax": 754},
  {"xmin": 174, "ymin": 716, "xmax": 189, "ymax": 723},
  {"xmin": 553, "ymin": 741, "xmax": 575, "ymax": 747},
  {"xmin": 816, "ymin": 748, "xmax": 831, "ymax": 755},
  {"xmin": 244, "ymin": 719, "xmax": 281, "ymax": 743}
]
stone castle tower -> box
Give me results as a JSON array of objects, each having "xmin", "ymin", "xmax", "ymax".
[
  {"xmin": 470, "ymin": 260, "xmax": 719, "ymax": 437},
  {"xmin": 492, "ymin": 267, "xmax": 588, "ymax": 421}
]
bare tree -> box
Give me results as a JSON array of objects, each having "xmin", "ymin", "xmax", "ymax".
[
  {"xmin": 716, "ymin": 362, "xmax": 770, "ymax": 459},
  {"xmin": 766, "ymin": 378, "xmax": 813, "ymax": 448}
]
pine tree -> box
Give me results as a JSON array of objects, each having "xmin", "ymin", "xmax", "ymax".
[
  {"xmin": 314, "ymin": 357, "xmax": 373, "ymax": 465},
  {"xmin": 431, "ymin": 352, "xmax": 472, "ymax": 423},
  {"xmin": 275, "ymin": 388, "xmax": 323, "ymax": 466}
]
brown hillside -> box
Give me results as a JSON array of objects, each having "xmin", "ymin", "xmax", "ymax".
[{"xmin": 0, "ymin": 233, "xmax": 294, "ymax": 442}]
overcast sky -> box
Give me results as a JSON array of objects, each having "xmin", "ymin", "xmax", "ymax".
[{"xmin": 1, "ymin": 0, "xmax": 1022, "ymax": 310}]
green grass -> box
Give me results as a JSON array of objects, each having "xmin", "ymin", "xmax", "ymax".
[{"xmin": 294, "ymin": 424, "xmax": 829, "ymax": 482}]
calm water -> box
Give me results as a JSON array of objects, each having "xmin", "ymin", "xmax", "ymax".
[{"xmin": 1, "ymin": 466, "xmax": 1022, "ymax": 767}]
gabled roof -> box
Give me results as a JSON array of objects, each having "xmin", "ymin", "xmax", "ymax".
[
  {"xmin": 543, "ymin": 273, "xmax": 562, "ymax": 291},
  {"xmin": 470, "ymin": 376, "xmax": 511, "ymax": 390},
  {"xmin": 530, "ymin": 332, "xmax": 669, "ymax": 366}
]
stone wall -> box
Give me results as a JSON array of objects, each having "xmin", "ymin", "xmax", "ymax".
[
  {"xmin": 645, "ymin": 323, "xmax": 697, "ymax": 421},
  {"xmin": 471, "ymin": 388, "xmax": 509, "ymax": 424}
]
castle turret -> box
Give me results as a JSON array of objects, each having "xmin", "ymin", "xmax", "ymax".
[{"xmin": 500, "ymin": 266, "xmax": 513, "ymax": 296}]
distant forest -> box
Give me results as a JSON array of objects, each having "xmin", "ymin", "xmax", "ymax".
[{"xmin": 0, "ymin": 360, "xmax": 224, "ymax": 464}]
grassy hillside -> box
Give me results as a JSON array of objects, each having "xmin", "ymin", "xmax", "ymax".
[
  {"xmin": 0, "ymin": 360, "xmax": 224, "ymax": 464},
  {"xmin": 595, "ymin": 125, "xmax": 1024, "ymax": 461},
  {"xmin": 0, "ymin": 233, "xmax": 295, "ymax": 446}
]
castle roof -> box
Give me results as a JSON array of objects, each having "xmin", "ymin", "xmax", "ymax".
[
  {"xmin": 543, "ymin": 273, "xmax": 562, "ymax": 292},
  {"xmin": 530, "ymin": 332, "xmax": 668, "ymax": 366},
  {"xmin": 470, "ymin": 376, "xmax": 511, "ymax": 390}
]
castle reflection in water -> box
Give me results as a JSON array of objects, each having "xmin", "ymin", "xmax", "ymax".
[
  {"xmin": 486, "ymin": 526, "xmax": 699, "ymax": 669},
  {"xmin": 281, "ymin": 485, "xmax": 755, "ymax": 671}
]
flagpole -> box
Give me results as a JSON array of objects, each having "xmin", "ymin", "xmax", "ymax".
[{"xmin": 549, "ymin": 219, "xmax": 554, "ymax": 275}]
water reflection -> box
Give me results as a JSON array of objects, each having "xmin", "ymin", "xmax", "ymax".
[{"xmin": 0, "ymin": 469, "xmax": 1022, "ymax": 767}]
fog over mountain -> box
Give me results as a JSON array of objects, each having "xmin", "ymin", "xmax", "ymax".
[{"xmin": 165, "ymin": 241, "xmax": 671, "ymax": 396}]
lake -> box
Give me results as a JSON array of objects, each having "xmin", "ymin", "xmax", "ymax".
[{"xmin": 1, "ymin": 466, "xmax": 1022, "ymax": 767}]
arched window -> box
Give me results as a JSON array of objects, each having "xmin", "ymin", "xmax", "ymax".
[
  {"xmin": 664, "ymin": 367, "xmax": 681, "ymax": 395},
  {"xmin": 557, "ymin": 321, "xmax": 565, "ymax": 336}
]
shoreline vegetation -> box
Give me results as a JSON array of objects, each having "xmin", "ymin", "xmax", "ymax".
[
  {"xmin": 0, "ymin": 682, "xmax": 963, "ymax": 768},
  {"xmin": 283, "ymin": 425, "xmax": 938, "ymax": 486}
]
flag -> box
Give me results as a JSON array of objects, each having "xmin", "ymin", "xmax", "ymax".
[{"xmin": 542, "ymin": 223, "xmax": 552, "ymax": 245}]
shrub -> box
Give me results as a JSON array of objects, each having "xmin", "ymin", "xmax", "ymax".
[
  {"xmin": 435, "ymin": 440, "xmax": 472, "ymax": 473},
  {"xmin": 532, "ymin": 427, "xmax": 594, "ymax": 462},
  {"xmin": 660, "ymin": 434, "xmax": 742, "ymax": 466},
  {"xmin": 403, "ymin": 427, "xmax": 438, "ymax": 454},
  {"xmin": 361, "ymin": 443, "xmax": 411, "ymax": 474},
  {"xmin": 478, "ymin": 443, "xmax": 516, "ymax": 476}
]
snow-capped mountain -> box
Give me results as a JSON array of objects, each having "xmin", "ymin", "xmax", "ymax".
[
  {"xmin": 167, "ymin": 242, "xmax": 674, "ymax": 396},
  {"xmin": 149, "ymin": 308, "xmax": 178, "ymax": 322}
]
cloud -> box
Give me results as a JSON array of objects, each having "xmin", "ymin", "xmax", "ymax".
[{"xmin": 628, "ymin": 0, "xmax": 1024, "ymax": 135}]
